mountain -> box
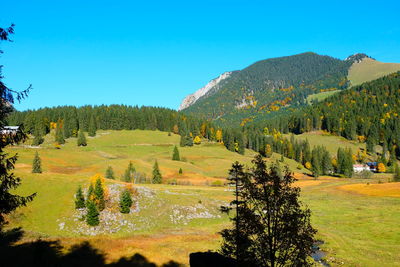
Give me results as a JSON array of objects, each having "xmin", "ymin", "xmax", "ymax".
[
  {"xmin": 178, "ymin": 71, "xmax": 235, "ymax": 111},
  {"xmin": 180, "ymin": 52, "xmax": 399, "ymax": 126}
]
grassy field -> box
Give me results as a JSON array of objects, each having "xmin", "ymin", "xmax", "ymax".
[
  {"xmin": 348, "ymin": 58, "xmax": 400, "ymax": 86},
  {"xmin": 306, "ymin": 90, "xmax": 340, "ymax": 104},
  {"xmin": 284, "ymin": 131, "xmax": 365, "ymax": 155},
  {"xmin": 6, "ymin": 130, "xmax": 400, "ymax": 266}
]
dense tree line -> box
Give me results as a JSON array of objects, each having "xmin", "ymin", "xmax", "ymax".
[{"xmin": 7, "ymin": 105, "xmax": 219, "ymax": 144}]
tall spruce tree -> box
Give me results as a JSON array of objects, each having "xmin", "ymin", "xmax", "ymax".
[
  {"xmin": 152, "ymin": 160, "xmax": 162, "ymax": 184},
  {"xmin": 321, "ymin": 149, "xmax": 332, "ymax": 175},
  {"xmin": 86, "ymin": 200, "xmax": 100, "ymax": 226},
  {"xmin": 75, "ymin": 186, "xmax": 85, "ymax": 209},
  {"xmin": 93, "ymin": 178, "xmax": 105, "ymax": 211},
  {"xmin": 88, "ymin": 114, "xmax": 97, "ymax": 137},
  {"xmin": 0, "ymin": 24, "xmax": 36, "ymax": 227},
  {"xmin": 119, "ymin": 189, "xmax": 133, "ymax": 214},
  {"xmin": 311, "ymin": 148, "xmax": 321, "ymax": 178},
  {"xmin": 172, "ymin": 145, "xmax": 180, "ymax": 161},
  {"xmin": 32, "ymin": 152, "xmax": 42, "ymax": 173},
  {"xmin": 105, "ymin": 166, "xmax": 115, "ymax": 180},
  {"xmin": 77, "ymin": 130, "xmax": 87, "ymax": 146}
]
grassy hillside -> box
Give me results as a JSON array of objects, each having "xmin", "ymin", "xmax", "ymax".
[
  {"xmin": 348, "ymin": 58, "xmax": 400, "ymax": 86},
  {"xmin": 5, "ymin": 130, "xmax": 400, "ymax": 265},
  {"xmin": 284, "ymin": 131, "xmax": 365, "ymax": 155}
]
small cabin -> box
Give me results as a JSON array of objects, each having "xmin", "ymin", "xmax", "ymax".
[
  {"xmin": 366, "ymin": 162, "xmax": 378, "ymax": 172},
  {"xmin": 353, "ymin": 164, "xmax": 370, "ymax": 173},
  {"xmin": 0, "ymin": 126, "xmax": 19, "ymax": 135}
]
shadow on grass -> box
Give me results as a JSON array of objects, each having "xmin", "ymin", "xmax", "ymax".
[{"xmin": 0, "ymin": 228, "xmax": 182, "ymax": 267}]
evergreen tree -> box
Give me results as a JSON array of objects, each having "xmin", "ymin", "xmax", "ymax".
[
  {"xmin": 123, "ymin": 168, "xmax": 132, "ymax": 182},
  {"xmin": 88, "ymin": 114, "xmax": 97, "ymax": 137},
  {"xmin": 75, "ymin": 186, "xmax": 85, "ymax": 209},
  {"xmin": 220, "ymin": 155, "xmax": 316, "ymax": 266},
  {"xmin": 366, "ymin": 138, "xmax": 375, "ymax": 154},
  {"xmin": 321, "ymin": 150, "xmax": 332, "ymax": 175},
  {"xmin": 172, "ymin": 145, "xmax": 180, "ymax": 161},
  {"xmin": 32, "ymin": 151, "xmax": 42, "ymax": 173},
  {"xmin": 93, "ymin": 178, "xmax": 105, "ymax": 211},
  {"xmin": 122, "ymin": 161, "xmax": 135, "ymax": 182},
  {"xmin": 311, "ymin": 148, "xmax": 321, "ymax": 178},
  {"xmin": 32, "ymin": 121, "xmax": 45, "ymax": 146},
  {"xmin": 179, "ymin": 168, "xmax": 183, "ymax": 174},
  {"xmin": 86, "ymin": 200, "xmax": 100, "ymax": 226},
  {"xmin": 105, "ymin": 166, "xmax": 115, "ymax": 180},
  {"xmin": 77, "ymin": 130, "xmax": 87, "ymax": 146},
  {"xmin": 152, "ymin": 160, "xmax": 162, "ymax": 184},
  {"xmin": 86, "ymin": 183, "xmax": 94, "ymax": 205},
  {"xmin": 0, "ymin": 24, "xmax": 36, "ymax": 227},
  {"xmin": 32, "ymin": 134, "xmax": 44, "ymax": 146},
  {"xmin": 119, "ymin": 189, "xmax": 133, "ymax": 213},
  {"xmin": 55, "ymin": 119, "xmax": 65, "ymax": 144}
]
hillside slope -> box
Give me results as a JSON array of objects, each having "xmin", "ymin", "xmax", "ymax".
[
  {"xmin": 182, "ymin": 52, "xmax": 352, "ymax": 125},
  {"xmin": 348, "ymin": 57, "xmax": 400, "ymax": 86}
]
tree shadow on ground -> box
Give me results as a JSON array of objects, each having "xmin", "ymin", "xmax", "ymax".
[{"xmin": 0, "ymin": 228, "xmax": 182, "ymax": 267}]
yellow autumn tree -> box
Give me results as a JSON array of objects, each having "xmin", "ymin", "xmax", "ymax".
[
  {"xmin": 200, "ymin": 123, "xmax": 207, "ymax": 137},
  {"xmin": 193, "ymin": 136, "xmax": 201, "ymax": 145},
  {"xmin": 265, "ymin": 144, "xmax": 272, "ymax": 158},
  {"xmin": 90, "ymin": 174, "xmax": 109, "ymax": 200},
  {"xmin": 216, "ymin": 130, "xmax": 223, "ymax": 143},
  {"xmin": 377, "ymin": 163, "xmax": 386, "ymax": 173},
  {"xmin": 305, "ymin": 162, "xmax": 312, "ymax": 170},
  {"xmin": 172, "ymin": 124, "xmax": 179, "ymax": 134}
]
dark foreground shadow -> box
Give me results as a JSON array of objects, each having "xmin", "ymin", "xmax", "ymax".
[{"xmin": 0, "ymin": 228, "xmax": 182, "ymax": 267}]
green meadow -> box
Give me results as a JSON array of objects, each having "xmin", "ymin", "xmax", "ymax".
[{"xmin": 6, "ymin": 130, "xmax": 400, "ymax": 266}]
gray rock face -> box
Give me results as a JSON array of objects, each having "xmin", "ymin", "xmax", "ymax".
[{"xmin": 178, "ymin": 71, "xmax": 232, "ymax": 111}]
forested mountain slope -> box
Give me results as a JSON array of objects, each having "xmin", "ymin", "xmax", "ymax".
[
  {"xmin": 267, "ymin": 72, "xmax": 400, "ymax": 157},
  {"xmin": 181, "ymin": 52, "xmax": 400, "ymax": 127}
]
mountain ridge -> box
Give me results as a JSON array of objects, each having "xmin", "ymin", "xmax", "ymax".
[{"xmin": 179, "ymin": 52, "xmax": 400, "ymax": 126}]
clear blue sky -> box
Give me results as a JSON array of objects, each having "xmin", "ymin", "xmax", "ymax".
[{"xmin": 1, "ymin": 0, "xmax": 399, "ymax": 111}]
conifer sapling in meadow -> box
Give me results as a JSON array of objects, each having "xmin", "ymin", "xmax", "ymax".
[
  {"xmin": 122, "ymin": 162, "xmax": 135, "ymax": 182},
  {"xmin": 86, "ymin": 200, "xmax": 100, "ymax": 226},
  {"xmin": 77, "ymin": 130, "xmax": 87, "ymax": 146},
  {"xmin": 119, "ymin": 189, "xmax": 133, "ymax": 214},
  {"xmin": 179, "ymin": 168, "xmax": 183, "ymax": 175},
  {"xmin": 75, "ymin": 186, "xmax": 85, "ymax": 209},
  {"xmin": 152, "ymin": 160, "xmax": 162, "ymax": 184},
  {"xmin": 94, "ymin": 178, "xmax": 106, "ymax": 211},
  {"xmin": 172, "ymin": 145, "xmax": 180, "ymax": 161},
  {"xmin": 32, "ymin": 151, "xmax": 42, "ymax": 173},
  {"xmin": 105, "ymin": 166, "xmax": 115, "ymax": 179}
]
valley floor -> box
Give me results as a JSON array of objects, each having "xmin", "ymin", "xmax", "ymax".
[{"xmin": 5, "ymin": 130, "xmax": 400, "ymax": 266}]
